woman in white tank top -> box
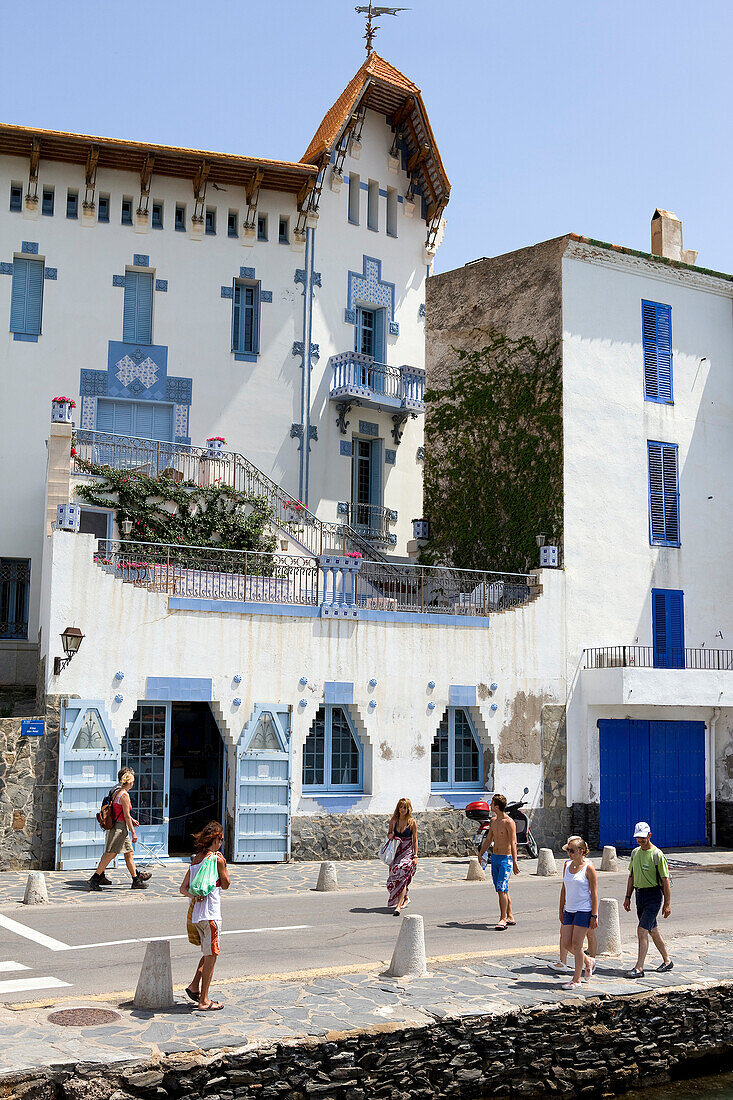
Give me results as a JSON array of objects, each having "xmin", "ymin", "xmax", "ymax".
[{"xmin": 557, "ymin": 835, "xmax": 598, "ymax": 990}]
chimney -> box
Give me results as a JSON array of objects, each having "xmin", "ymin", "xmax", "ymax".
[{"xmin": 651, "ymin": 209, "xmax": 698, "ymax": 265}]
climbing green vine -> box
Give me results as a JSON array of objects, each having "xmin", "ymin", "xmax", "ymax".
[
  {"xmin": 75, "ymin": 459, "xmax": 277, "ymax": 555},
  {"xmin": 422, "ymin": 331, "xmax": 563, "ymax": 573}
]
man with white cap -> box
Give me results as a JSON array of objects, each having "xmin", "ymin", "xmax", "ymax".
[{"xmin": 622, "ymin": 821, "xmax": 672, "ymax": 978}]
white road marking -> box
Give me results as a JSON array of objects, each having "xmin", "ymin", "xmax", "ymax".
[
  {"xmin": 0, "ymin": 976, "xmax": 71, "ymax": 994},
  {"xmin": 0, "ymin": 961, "xmax": 29, "ymax": 972},
  {"xmin": 68, "ymin": 925, "xmax": 311, "ymax": 950},
  {"xmin": 0, "ymin": 914, "xmax": 70, "ymax": 952}
]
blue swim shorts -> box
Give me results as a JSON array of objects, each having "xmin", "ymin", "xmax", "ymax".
[
  {"xmin": 490, "ymin": 853, "xmax": 512, "ymax": 893},
  {"xmin": 562, "ymin": 909, "xmax": 592, "ymax": 928},
  {"xmin": 636, "ymin": 886, "xmax": 663, "ymax": 931}
]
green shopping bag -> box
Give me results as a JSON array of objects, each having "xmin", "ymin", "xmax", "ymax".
[{"xmin": 190, "ymin": 854, "xmax": 219, "ymax": 898}]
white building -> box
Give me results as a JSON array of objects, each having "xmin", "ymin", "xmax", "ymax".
[
  {"xmin": 1, "ymin": 55, "xmax": 565, "ymax": 871},
  {"xmin": 426, "ymin": 210, "xmax": 733, "ymax": 851}
]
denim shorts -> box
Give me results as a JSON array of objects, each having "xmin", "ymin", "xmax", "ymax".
[
  {"xmin": 562, "ymin": 909, "xmax": 592, "ymax": 928},
  {"xmin": 636, "ymin": 886, "xmax": 663, "ymax": 931}
]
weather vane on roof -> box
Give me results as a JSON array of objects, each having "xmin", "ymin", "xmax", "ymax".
[{"xmin": 355, "ymin": 3, "xmax": 409, "ymax": 54}]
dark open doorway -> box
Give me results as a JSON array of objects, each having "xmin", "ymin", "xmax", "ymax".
[{"xmin": 168, "ymin": 702, "xmax": 224, "ymax": 855}]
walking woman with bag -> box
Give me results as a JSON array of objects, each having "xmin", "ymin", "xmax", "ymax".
[
  {"xmin": 386, "ymin": 797, "xmax": 418, "ymax": 915},
  {"xmin": 179, "ymin": 821, "xmax": 230, "ymax": 1011}
]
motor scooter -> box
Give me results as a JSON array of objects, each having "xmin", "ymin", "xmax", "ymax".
[{"xmin": 465, "ymin": 787, "xmax": 539, "ymax": 861}]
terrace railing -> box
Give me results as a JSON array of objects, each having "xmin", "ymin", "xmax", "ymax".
[
  {"xmin": 583, "ymin": 646, "xmax": 733, "ymax": 671},
  {"xmin": 72, "ymin": 430, "xmax": 398, "ymax": 568},
  {"xmin": 344, "ymin": 502, "xmax": 396, "ymax": 545},
  {"xmin": 94, "ymin": 541, "xmax": 536, "ymax": 618}
]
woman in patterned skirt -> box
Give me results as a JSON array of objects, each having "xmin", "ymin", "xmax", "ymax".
[{"xmin": 386, "ymin": 797, "xmax": 418, "ymax": 914}]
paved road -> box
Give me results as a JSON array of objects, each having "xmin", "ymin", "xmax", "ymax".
[{"xmin": 1, "ymin": 863, "xmax": 731, "ymax": 1005}]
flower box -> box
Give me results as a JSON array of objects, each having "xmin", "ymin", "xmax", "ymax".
[
  {"xmin": 51, "ymin": 397, "xmax": 76, "ymax": 424},
  {"xmin": 206, "ymin": 437, "xmax": 226, "ymax": 458},
  {"xmin": 56, "ymin": 504, "xmax": 81, "ymax": 532}
]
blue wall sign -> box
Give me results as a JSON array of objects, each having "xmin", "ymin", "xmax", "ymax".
[{"xmin": 21, "ymin": 719, "xmax": 45, "ymax": 737}]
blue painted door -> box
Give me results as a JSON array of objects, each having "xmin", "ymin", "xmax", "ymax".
[
  {"xmin": 120, "ymin": 703, "xmax": 171, "ymax": 858},
  {"xmin": 234, "ymin": 706, "xmax": 291, "ymax": 862},
  {"xmin": 599, "ymin": 718, "xmax": 706, "ymax": 848},
  {"xmin": 652, "ymin": 588, "xmax": 684, "ymax": 668},
  {"xmin": 56, "ymin": 702, "xmax": 120, "ymax": 870}
]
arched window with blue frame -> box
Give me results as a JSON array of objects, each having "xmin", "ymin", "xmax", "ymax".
[
  {"xmin": 303, "ymin": 705, "xmax": 362, "ymax": 791},
  {"xmin": 431, "ymin": 707, "xmax": 482, "ymax": 790}
]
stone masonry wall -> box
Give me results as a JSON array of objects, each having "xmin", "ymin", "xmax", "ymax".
[
  {"xmin": 291, "ymin": 810, "xmax": 476, "ymax": 861},
  {"xmin": 4, "ymin": 982, "xmax": 732, "ymax": 1099},
  {"xmin": 0, "ymin": 696, "xmax": 61, "ymax": 870}
]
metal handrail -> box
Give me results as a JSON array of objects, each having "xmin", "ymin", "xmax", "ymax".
[{"xmin": 583, "ymin": 646, "xmax": 733, "ymax": 671}]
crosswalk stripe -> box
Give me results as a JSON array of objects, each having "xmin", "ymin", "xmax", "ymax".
[
  {"xmin": 0, "ymin": 961, "xmax": 29, "ymax": 973},
  {"xmin": 0, "ymin": 976, "xmax": 71, "ymax": 995}
]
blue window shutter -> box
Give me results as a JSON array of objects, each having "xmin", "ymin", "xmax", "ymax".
[
  {"xmin": 373, "ymin": 309, "xmax": 385, "ymax": 364},
  {"xmin": 122, "ymin": 272, "xmax": 138, "ymax": 340},
  {"xmin": 134, "ymin": 402, "xmax": 155, "ymax": 439},
  {"xmin": 10, "ymin": 258, "xmax": 43, "ymax": 334},
  {"xmin": 252, "ymin": 284, "xmax": 261, "ymax": 354},
  {"xmin": 642, "ymin": 300, "xmax": 672, "ymax": 403},
  {"xmin": 232, "ymin": 284, "xmax": 241, "ymax": 351},
  {"xmin": 369, "ymin": 438, "xmax": 383, "ymax": 510},
  {"xmin": 123, "ymin": 270, "xmax": 153, "ymax": 343},
  {"xmin": 151, "ymin": 403, "xmax": 173, "ymax": 441},
  {"xmin": 648, "ymin": 441, "xmax": 679, "ymax": 546},
  {"xmin": 652, "ymin": 589, "xmax": 684, "ymax": 668},
  {"xmin": 652, "ymin": 590, "xmax": 667, "ymax": 662},
  {"xmin": 95, "ymin": 399, "xmax": 115, "ymax": 433}
]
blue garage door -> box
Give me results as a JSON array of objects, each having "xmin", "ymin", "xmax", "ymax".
[{"xmin": 599, "ymin": 718, "xmax": 706, "ymax": 849}]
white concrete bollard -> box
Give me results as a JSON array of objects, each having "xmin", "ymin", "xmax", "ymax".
[
  {"xmin": 596, "ymin": 898, "xmax": 622, "ymax": 956},
  {"xmin": 600, "ymin": 845, "xmax": 619, "ymax": 872},
  {"xmin": 23, "ymin": 871, "xmax": 49, "ymax": 905},
  {"xmin": 536, "ymin": 849, "xmax": 557, "ymax": 876},
  {"xmin": 315, "ymin": 861, "xmax": 339, "ymax": 892},
  {"xmin": 386, "ymin": 914, "xmax": 428, "ymax": 979},
  {"xmin": 466, "ymin": 856, "xmax": 486, "ymax": 882},
  {"xmin": 133, "ymin": 940, "xmax": 175, "ymax": 1010}
]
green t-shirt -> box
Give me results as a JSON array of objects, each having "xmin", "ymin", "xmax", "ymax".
[{"xmin": 629, "ymin": 845, "xmax": 668, "ymax": 889}]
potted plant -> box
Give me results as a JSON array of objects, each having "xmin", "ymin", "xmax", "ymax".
[
  {"xmin": 52, "ymin": 396, "xmax": 77, "ymax": 424},
  {"xmin": 206, "ymin": 436, "xmax": 226, "ymax": 458}
]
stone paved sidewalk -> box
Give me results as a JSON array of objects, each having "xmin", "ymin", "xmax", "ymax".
[
  {"xmin": 0, "ymin": 848, "xmax": 728, "ymax": 909},
  {"xmin": 0, "ymin": 932, "xmax": 731, "ymax": 1075}
]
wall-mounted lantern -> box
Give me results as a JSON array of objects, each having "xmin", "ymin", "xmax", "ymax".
[{"xmin": 54, "ymin": 626, "xmax": 85, "ymax": 675}]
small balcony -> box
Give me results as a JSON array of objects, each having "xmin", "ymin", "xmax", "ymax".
[
  {"xmin": 328, "ymin": 352, "xmax": 425, "ymax": 414},
  {"xmin": 339, "ymin": 502, "xmax": 397, "ymax": 546},
  {"xmin": 581, "ymin": 646, "xmax": 733, "ymax": 706}
]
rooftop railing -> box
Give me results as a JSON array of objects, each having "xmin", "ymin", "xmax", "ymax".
[
  {"xmin": 93, "ymin": 540, "xmax": 536, "ymax": 618},
  {"xmin": 583, "ymin": 646, "xmax": 733, "ymax": 671}
]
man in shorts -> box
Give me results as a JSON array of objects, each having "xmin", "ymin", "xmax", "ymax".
[
  {"xmin": 622, "ymin": 821, "xmax": 672, "ymax": 978},
  {"xmin": 479, "ymin": 793, "xmax": 520, "ymax": 930}
]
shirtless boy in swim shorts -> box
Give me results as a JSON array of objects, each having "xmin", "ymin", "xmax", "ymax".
[{"xmin": 478, "ymin": 793, "xmax": 520, "ymax": 930}]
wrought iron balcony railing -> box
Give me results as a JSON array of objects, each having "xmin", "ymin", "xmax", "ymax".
[
  {"xmin": 92, "ymin": 541, "xmax": 536, "ymax": 619},
  {"xmin": 583, "ymin": 646, "xmax": 733, "ymax": 671},
  {"xmin": 329, "ymin": 352, "xmax": 425, "ymax": 413},
  {"xmin": 341, "ymin": 502, "xmax": 397, "ymax": 545}
]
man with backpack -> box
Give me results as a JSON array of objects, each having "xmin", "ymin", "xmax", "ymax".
[
  {"xmin": 89, "ymin": 768, "xmax": 152, "ymax": 891},
  {"xmin": 622, "ymin": 821, "xmax": 672, "ymax": 978}
]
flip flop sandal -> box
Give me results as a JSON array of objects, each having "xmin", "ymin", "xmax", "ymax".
[
  {"xmin": 184, "ymin": 987, "xmax": 199, "ymax": 1003},
  {"xmin": 494, "ymin": 922, "xmax": 508, "ymax": 931},
  {"xmin": 549, "ymin": 962, "xmax": 573, "ymax": 973},
  {"xmin": 506, "ymin": 919, "xmax": 516, "ymax": 926},
  {"xmin": 197, "ymin": 1002, "xmax": 224, "ymax": 1011}
]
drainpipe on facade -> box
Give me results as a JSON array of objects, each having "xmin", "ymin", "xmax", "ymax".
[{"xmin": 710, "ymin": 706, "xmax": 721, "ymax": 846}]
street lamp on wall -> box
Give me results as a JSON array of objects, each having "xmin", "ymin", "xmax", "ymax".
[
  {"xmin": 54, "ymin": 627, "xmax": 85, "ymax": 676},
  {"xmin": 121, "ymin": 518, "xmax": 133, "ymax": 537}
]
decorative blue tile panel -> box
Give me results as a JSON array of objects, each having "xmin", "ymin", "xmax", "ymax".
[
  {"xmin": 313, "ymin": 271, "xmax": 322, "ymax": 287},
  {"xmin": 113, "ymin": 274, "xmax": 126, "ymax": 287},
  {"xmin": 340, "ymin": 440, "xmax": 353, "ymax": 457},
  {"xmin": 80, "ymin": 369, "xmax": 108, "ymax": 396},
  {"xmin": 344, "ymin": 307, "xmax": 356, "ymax": 324},
  {"xmin": 346, "ymin": 255, "xmax": 397, "ymax": 323},
  {"xmin": 240, "ymin": 266, "xmax": 255, "ymax": 279},
  {"xmin": 389, "ymin": 321, "xmax": 399, "ymax": 337},
  {"xmin": 260, "ymin": 290, "xmax": 273, "ymax": 303},
  {"xmin": 292, "ymin": 341, "xmax": 304, "ymax": 358},
  {"xmin": 385, "ymin": 448, "xmax": 396, "ymax": 465},
  {"xmin": 449, "ymin": 684, "xmax": 477, "ymax": 707},
  {"xmin": 220, "ymin": 285, "xmax": 233, "ymax": 299},
  {"xmin": 155, "ymin": 279, "xmax": 168, "ymax": 292},
  {"xmin": 417, "ymin": 445, "xmax": 425, "ymax": 461},
  {"xmin": 146, "ymin": 676, "xmax": 212, "ymax": 701},
  {"xmin": 166, "ymin": 376, "xmax": 192, "ymax": 403},
  {"xmin": 359, "ymin": 420, "xmax": 378, "ymax": 436},
  {"xmin": 106, "ymin": 341, "xmax": 169, "ymax": 400},
  {"xmin": 133, "ymin": 254, "xmax": 149, "ymax": 267},
  {"xmin": 44, "ymin": 267, "xmax": 57, "ymax": 280},
  {"xmin": 418, "ymin": 303, "xmax": 426, "ymax": 318},
  {"xmin": 21, "ymin": 242, "xmax": 39, "ymax": 254},
  {"xmin": 0, "ymin": 262, "xmax": 13, "ymax": 275},
  {"xmin": 294, "ymin": 269, "xmax": 306, "ymax": 287},
  {"xmin": 324, "ymin": 681, "xmax": 354, "ymax": 705}
]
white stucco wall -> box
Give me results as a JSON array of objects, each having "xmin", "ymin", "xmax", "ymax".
[
  {"xmin": 41, "ymin": 533, "xmax": 565, "ymax": 815},
  {"xmin": 0, "ymin": 107, "xmax": 430, "ymax": 659},
  {"xmin": 561, "ymin": 243, "xmax": 733, "ymax": 803}
]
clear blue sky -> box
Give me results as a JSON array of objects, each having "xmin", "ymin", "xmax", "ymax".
[{"xmin": 4, "ymin": 0, "xmax": 730, "ymax": 275}]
